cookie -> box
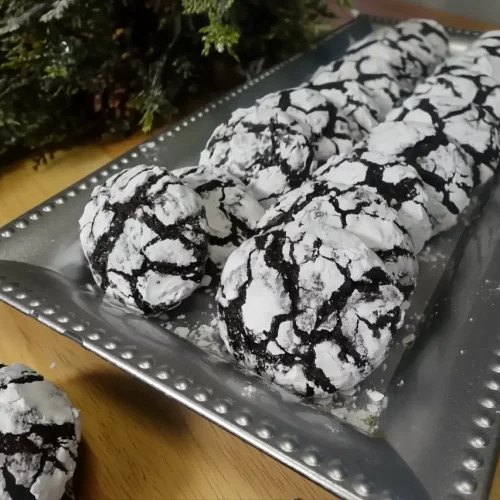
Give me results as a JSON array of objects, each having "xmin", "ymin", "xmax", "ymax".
[
  {"xmin": 309, "ymin": 56, "xmax": 401, "ymax": 115},
  {"xmin": 0, "ymin": 363, "xmax": 81, "ymax": 500},
  {"xmin": 474, "ymin": 31, "xmax": 500, "ymax": 44},
  {"xmin": 257, "ymin": 87, "xmax": 355, "ymax": 161},
  {"xmin": 314, "ymin": 150, "xmax": 432, "ymax": 253},
  {"xmin": 199, "ymin": 106, "xmax": 316, "ymax": 207},
  {"xmin": 433, "ymin": 49, "xmax": 500, "ymax": 83},
  {"xmin": 79, "ymin": 165, "xmax": 209, "ymax": 313},
  {"xmin": 389, "ymin": 18, "xmax": 449, "ymax": 60},
  {"xmin": 387, "ymin": 96, "xmax": 500, "ymax": 186},
  {"xmin": 361, "ymin": 121, "xmax": 473, "ymax": 234},
  {"xmin": 343, "ymin": 35, "xmax": 434, "ymax": 94},
  {"xmin": 472, "ymin": 31, "xmax": 500, "ymax": 60},
  {"xmin": 258, "ymin": 180, "xmax": 418, "ymax": 299},
  {"xmin": 216, "ymin": 222, "xmax": 405, "ymax": 396},
  {"xmin": 307, "ymin": 77, "xmax": 382, "ymax": 136},
  {"xmin": 174, "ymin": 166, "xmax": 265, "ymax": 269},
  {"xmin": 413, "ymin": 72, "xmax": 500, "ymax": 122}
]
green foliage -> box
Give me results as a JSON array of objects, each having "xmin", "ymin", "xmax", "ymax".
[{"xmin": 0, "ymin": 0, "xmax": 345, "ymax": 163}]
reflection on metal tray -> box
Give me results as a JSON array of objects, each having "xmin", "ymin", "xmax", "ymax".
[{"xmin": 0, "ymin": 14, "xmax": 499, "ymax": 500}]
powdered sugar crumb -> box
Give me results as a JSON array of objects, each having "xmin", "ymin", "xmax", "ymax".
[
  {"xmin": 366, "ymin": 389, "xmax": 384, "ymax": 402},
  {"xmin": 402, "ymin": 333, "xmax": 416, "ymax": 347},
  {"xmin": 174, "ymin": 326, "xmax": 190, "ymax": 337},
  {"xmin": 242, "ymin": 385, "xmax": 257, "ymax": 397},
  {"xmin": 331, "ymin": 405, "xmax": 380, "ymax": 433},
  {"xmin": 201, "ymin": 275, "xmax": 212, "ymax": 288}
]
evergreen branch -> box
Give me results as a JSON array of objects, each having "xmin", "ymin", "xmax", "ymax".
[
  {"xmin": 181, "ymin": 0, "xmax": 234, "ymax": 16},
  {"xmin": 199, "ymin": 12, "xmax": 239, "ymax": 57},
  {"xmin": 0, "ymin": 0, "xmax": 344, "ymax": 163},
  {"xmin": 0, "ymin": 5, "xmax": 44, "ymax": 36},
  {"xmin": 40, "ymin": 0, "xmax": 77, "ymax": 22}
]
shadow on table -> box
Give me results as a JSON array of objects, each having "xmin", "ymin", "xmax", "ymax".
[{"xmin": 69, "ymin": 370, "xmax": 194, "ymax": 500}]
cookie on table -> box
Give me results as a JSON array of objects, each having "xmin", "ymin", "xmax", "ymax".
[
  {"xmin": 257, "ymin": 87, "xmax": 355, "ymax": 162},
  {"xmin": 386, "ymin": 96, "xmax": 500, "ymax": 186},
  {"xmin": 309, "ymin": 56, "xmax": 401, "ymax": 115},
  {"xmin": 307, "ymin": 77, "xmax": 382, "ymax": 137},
  {"xmin": 216, "ymin": 222, "xmax": 405, "ymax": 396},
  {"xmin": 199, "ymin": 106, "xmax": 316, "ymax": 208},
  {"xmin": 361, "ymin": 121, "xmax": 473, "ymax": 235},
  {"xmin": 0, "ymin": 363, "xmax": 81, "ymax": 500},
  {"xmin": 174, "ymin": 166, "xmax": 265, "ymax": 269},
  {"xmin": 79, "ymin": 165, "xmax": 209, "ymax": 313},
  {"xmin": 314, "ymin": 150, "xmax": 432, "ymax": 253},
  {"xmin": 413, "ymin": 72, "xmax": 500, "ymax": 123},
  {"xmin": 257, "ymin": 180, "xmax": 418, "ymax": 300}
]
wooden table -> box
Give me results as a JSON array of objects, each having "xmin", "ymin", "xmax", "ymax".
[{"xmin": 1, "ymin": 2, "xmax": 500, "ymax": 499}]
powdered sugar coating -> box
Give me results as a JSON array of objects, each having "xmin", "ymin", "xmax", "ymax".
[
  {"xmin": 387, "ymin": 18, "xmax": 449, "ymax": 60},
  {"xmin": 0, "ymin": 364, "xmax": 80, "ymax": 500},
  {"xmin": 342, "ymin": 33, "xmax": 435, "ymax": 94},
  {"xmin": 217, "ymin": 223, "xmax": 404, "ymax": 396},
  {"xmin": 433, "ymin": 49, "xmax": 500, "ymax": 83},
  {"xmin": 314, "ymin": 151, "xmax": 431, "ymax": 253},
  {"xmin": 306, "ymin": 78, "xmax": 381, "ymax": 137},
  {"xmin": 414, "ymin": 71, "xmax": 500, "ymax": 122},
  {"xmin": 258, "ymin": 180, "xmax": 418, "ymax": 299},
  {"xmin": 79, "ymin": 165, "xmax": 209, "ymax": 313},
  {"xmin": 257, "ymin": 87, "xmax": 355, "ymax": 161},
  {"xmin": 309, "ymin": 56, "xmax": 401, "ymax": 115},
  {"xmin": 474, "ymin": 30, "xmax": 500, "ymax": 45},
  {"xmin": 199, "ymin": 106, "xmax": 316, "ymax": 207},
  {"xmin": 174, "ymin": 166, "xmax": 265, "ymax": 269},
  {"xmin": 471, "ymin": 32, "xmax": 500, "ymax": 63},
  {"xmin": 361, "ymin": 121, "xmax": 473, "ymax": 234},
  {"xmin": 386, "ymin": 95, "xmax": 500, "ymax": 186}
]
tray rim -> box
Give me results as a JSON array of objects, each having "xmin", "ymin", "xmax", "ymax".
[{"xmin": 0, "ymin": 15, "xmax": 498, "ymax": 500}]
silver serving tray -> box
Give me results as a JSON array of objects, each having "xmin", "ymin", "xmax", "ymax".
[{"xmin": 1, "ymin": 15, "xmax": 499, "ymax": 500}]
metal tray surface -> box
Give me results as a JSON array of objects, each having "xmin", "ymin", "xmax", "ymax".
[{"xmin": 1, "ymin": 16, "xmax": 499, "ymax": 500}]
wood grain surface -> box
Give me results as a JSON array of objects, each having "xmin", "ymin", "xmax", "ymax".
[{"xmin": 1, "ymin": 1, "xmax": 500, "ymax": 499}]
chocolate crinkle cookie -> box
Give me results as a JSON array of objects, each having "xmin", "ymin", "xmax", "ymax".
[
  {"xmin": 309, "ymin": 56, "xmax": 401, "ymax": 116},
  {"xmin": 472, "ymin": 31, "xmax": 500, "ymax": 60},
  {"xmin": 307, "ymin": 77, "xmax": 382, "ymax": 135},
  {"xmin": 258, "ymin": 180, "xmax": 418, "ymax": 300},
  {"xmin": 433, "ymin": 49, "xmax": 500, "ymax": 84},
  {"xmin": 216, "ymin": 222, "xmax": 405, "ymax": 396},
  {"xmin": 314, "ymin": 150, "xmax": 432, "ymax": 253},
  {"xmin": 343, "ymin": 37, "xmax": 432, "ymax": 92},
  {"xmin": 361, "ymin": 121, "xmax": 473, "ymax": 235},
  {"xmin": 341, "ymin": 23, "xmax": 443, "ymax": 95},
  {"xmin": 386, "ymin": 95, "xmax": 500, "ymax": 186},
  {"xmin": 257, "ymin": 87, "xmax": 355, "ymax": 162},
  {"xmin": 199, "ymin": 106, "xmax": 316, "ymax": 208},
  {"xmin": 413, "ymin": 71, "xmax": 500, "ymax": 124},
  {"xmin": 0, "ymin": 363, "xmax": 81, "ymax": 500},
  {"xmin": 79, "ymin": 165, "xmax": 209, "ymax": 313},
  {"xmin": 174, "ymin": 166, "xmax": 265, "ymax": 269},
  {"xmin": 389, "ymin": 18, "xmax": 449, "ymax": 61}
]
